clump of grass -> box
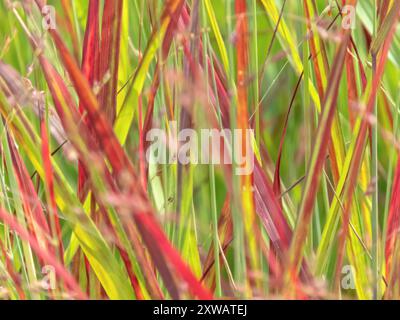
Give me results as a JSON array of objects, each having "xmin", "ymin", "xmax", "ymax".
[{"xmin": 0, "ymin": 0, "xmax": 399, "ymax": 300}]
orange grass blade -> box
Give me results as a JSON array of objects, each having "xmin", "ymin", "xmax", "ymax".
[
  {"xmin": 288, "ymin": 31, "xmax": 351, "ymax": 279},
  {"xmin": 40, "ymin": 119, "xmax": 64, "ymax": 263},
  {"xmin": 98, "ymin": 0, "xmax": 123, "ymax": 124}
]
